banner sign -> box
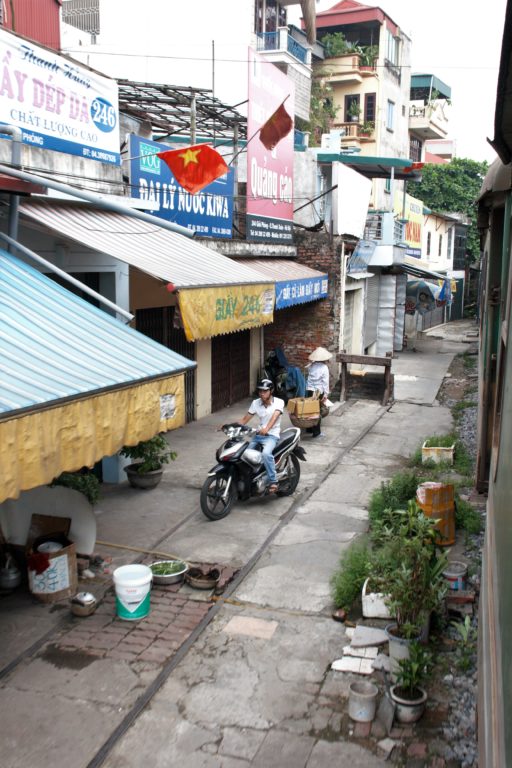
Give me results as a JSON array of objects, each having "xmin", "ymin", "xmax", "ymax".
[
  {"xmin": 0, "ymin": 28, "xmax": 120, "ymax": 164},
  {"xmin": 129, "ymin": 134, "xmax": 234, "ymax": 238},
  {"xmin": 275, "ymin": 275, "xmax": 328, "ymax": 309},
  {"xmin": 178, "ymin": 284, "xmax": 274, "ymax": 341},
  {"xmin": 394, "ymin": 191, "xmax": 423, "ymax": 257},
  {"xmin": 247, "ymin": 48, "xmax": 294, "ymax": 243}
]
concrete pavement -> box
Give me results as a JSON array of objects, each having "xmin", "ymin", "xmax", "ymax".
[{"xmin": 0, "ymin": 319, "xmax": 476, "ymax": 768}]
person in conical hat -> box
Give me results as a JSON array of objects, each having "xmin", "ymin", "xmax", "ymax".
[
  {"xmin": 305, "ymin": 347, "xmax": 332, "ymax": 438},
  {"xmin": 308, "ymin": 347, "xmax": 332, "ymax": 363}
]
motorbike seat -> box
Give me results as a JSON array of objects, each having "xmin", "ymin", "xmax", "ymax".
[{"xmin": 273, "ymin": 427, "xmax": 297, "ymax": 455}]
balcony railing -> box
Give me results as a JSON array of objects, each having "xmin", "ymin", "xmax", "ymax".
[
  {"xmin": 256, "ymin": 29, "xmax": 308, "ymax": 65},
  {"xmin": 364, "ymin": 212, "xmax": 405, "ymax": 244}
]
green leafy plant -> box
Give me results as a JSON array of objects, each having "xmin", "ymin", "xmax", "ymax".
[
  {"xmin": 347, "ymin": 100, "xmax": 361, "ymax": 120},
  {"xmin": 368, "ymin": 471, "xmax": 419, "ymax": 525},
  {"xmin": 455, "ymin": 496, "xmax": 482, "ymax": 534},
  {"xmin": 395, "ymin": 640, "xmax": 432, "ymax": 699},
  {"xmin": 51, "ymin": 471, "xmax": 101, "ymax": 506},
  {"xmin": 321, "ymin": 31, "xmax": 356, "ymax": 57},
  {"xmin": 359, "ymin": 120, "xmax": 375, "ymax": 135},
  {"xmin": 330, "ymin": 538, "xmax": 370, "ymax": 610},
  {"xmin": 359, "ymin": 45, "xmax": 378, "ymax": 67},
  {"xmin": 120, "ymin": 434, "xmax": 177, "ymax": 474},
  {"xmin": 451, "ymin": 616, "xmax": 476, "ymax": 671},
  {"xmin": 384, "ymin": 502, "xmax": 448, "ymax": 637}
]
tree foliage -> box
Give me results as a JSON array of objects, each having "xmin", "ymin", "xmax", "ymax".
[{"xmin": 408, "ymin": 158, "xmax": 488, "ymax": 262}]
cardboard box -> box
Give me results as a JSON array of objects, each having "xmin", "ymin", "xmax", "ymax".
[
  {"xmin": 287, "ymin": 397, "xmax": 320, "ymax": 416},
  {"xmin": 26, "ymin": 516, "xmax": 77, "ymax": 603}
]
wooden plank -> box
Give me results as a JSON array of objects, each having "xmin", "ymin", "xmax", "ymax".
[{"xmin": 336, "ymin": 353, "xmax": 392, "ymax": 367}]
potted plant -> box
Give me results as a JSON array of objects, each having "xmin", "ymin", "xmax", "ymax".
[
  {"xmin": 390, "ymin": 640, "xmax": 431, "ymax": 723},
  {"xmin": 347, "ymin": 100, "xmax": 361, "ymax": 122},
  {"xmin": 120, "ymin": 434, "xmax": 177, "ymax": 489},
  {"xmin": 359, "ymin": 120, "xmax": 375, "ymax": 137},
  {"xmin": 383, "ymin": 502, "xmax": 448, "ymax": 678},
  {"xmin": 359, "ymin": 45, "xmax": 379, "ymax": 68}
]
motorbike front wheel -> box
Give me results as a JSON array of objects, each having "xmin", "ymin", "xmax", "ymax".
[
  {"xmin": 276, "ymin": 454, "xmax": 301, "ymax": 496},
  {"xmin": 200, "ymin": 473, "xmax": 237, "ymax": 520}
]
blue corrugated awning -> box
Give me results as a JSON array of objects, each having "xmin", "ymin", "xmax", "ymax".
[
  {"xmin": 348, "ymin": 240, "xmax": 376, "ymax": 273},
  {"xmin": 234, "ymin": 258, "xmax": 328, "ymax": 309},
  {"xmin": 0, "ymin": 249, "xmax": 195, "ymax": 416}
]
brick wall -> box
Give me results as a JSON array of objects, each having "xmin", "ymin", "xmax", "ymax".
[{"xmin": 264, "ymin": 231, "xmax": 346, "ymax": 389}]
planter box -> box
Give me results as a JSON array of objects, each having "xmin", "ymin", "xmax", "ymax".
[
  {"xmin": 421, "ymin": 442, "xmax": 455, "ymax": 465},
  {"xmin": 362, "ymin": 577, "xmax": 392, "ymax": 619}
]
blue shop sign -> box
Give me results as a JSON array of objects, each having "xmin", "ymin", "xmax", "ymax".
[
  {"xmin": 129, "ymin": 134, "xmax": 233, "ymax": 238},
  {"xmin": 275, "ymin": 275, "xmax": 328, "ymax": 309}
]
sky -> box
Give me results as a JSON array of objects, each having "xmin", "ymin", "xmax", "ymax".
[{"xmin": 289, "ymin": 0, "xmax": 508, "ymax": 164}]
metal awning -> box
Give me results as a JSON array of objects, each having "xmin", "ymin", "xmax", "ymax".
[
  {"xmin": 117, "ymin": 80, "xmax": 247, "ymax": 141},
  {"xmin": 401, "ymin": 262, "xmax": 449, "ymax": 281},
  {"xmin": 19, "ymin": 200, "xmax": 269, "ymax": 291},
  {"xmin": 410, "ymin": 74, "xmax": 452, "ymax": 102},
  {"xmin": 316, "ymin": 154, "xmax": 424, "ymax": 181},
  {"xmin": 236, "ymin": 259, "xmax": 329, "ymax": 309},
  {"xmin": 19, "ymin": 200, "xmax": 276, "ymax": 341},
  {"xmin": 347, "ymin": 271, "xmax": 374, "ymax": 280},
  {"xmin": 0, "ymin": 250, "xmax": 196, "ymax": 502}
]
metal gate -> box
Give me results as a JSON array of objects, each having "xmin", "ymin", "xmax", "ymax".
[
  {"xmin": 364, "ymin": 275, "xmax": 380, "ymax": 350},
  {"xmin": 135, "ymin": 307, "xmax": 196, "ymax": 423},
  {"xmin": 211, "ymin": 330, "xmax": 250, "ymax": 412}
]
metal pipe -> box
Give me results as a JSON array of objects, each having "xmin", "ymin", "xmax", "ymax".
[
  {"xmin": 0, "ymin": 162, "xmax": 194, "ymax": 238},
  {"xmin": 0, "ymin": 231, "xmax": 134, "ymax": 322},
  {"xmin": 0, "ymin": 125, "xmax": 22, "ymax": 244}
]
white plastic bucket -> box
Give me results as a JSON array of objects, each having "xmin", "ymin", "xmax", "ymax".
[
  {"xmin": 348, "ymin": 681, "xmax": 379, "ymax": 722},
  {"xmin": 113, "ymin": 564, "xmax": 152, "ymax": 620},
  {"xmin": 443, "ymin": 560, "xmax": 468, "ymax": 591}
]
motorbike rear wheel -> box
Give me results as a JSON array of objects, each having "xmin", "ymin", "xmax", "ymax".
[
  {"xmin": 200, "ymin": 473, "xmax": 236, "ymax": 520},
  {"xmin": 276, "ymin": 454, "xmax": 301, "ymax": 496}
]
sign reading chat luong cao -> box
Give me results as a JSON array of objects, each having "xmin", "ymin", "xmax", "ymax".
[{"xmin": 0, "ymin": 28, "xmax": 120, "ymax": 164}]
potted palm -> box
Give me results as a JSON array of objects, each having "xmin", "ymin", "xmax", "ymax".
[
  {"xmin": 390, "ymin": 641, "xmax": 432, "ymax": 723},
  {"xmin": 120, "ymin": 434, "xmax": 177, "ymax": 489},
  {"xmin": 347, "ymin": 101, "xmax": 361, "ymax": 122}
]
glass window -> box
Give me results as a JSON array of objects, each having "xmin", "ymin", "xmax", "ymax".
[
  {"xmin": 387, "ymin": 100, "xmax": 395, "ymax": 131},
  {"xmin": 364, "ymin": 93, "xmax": 376, "ymax": 122}
]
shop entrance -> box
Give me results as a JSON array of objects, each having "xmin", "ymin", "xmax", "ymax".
[{"xmin": 211, "ymin": 330, "xmax": 251, "ymax": 411}]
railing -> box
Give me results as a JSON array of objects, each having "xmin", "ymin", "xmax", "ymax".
[
  {"xmin": 256, "ymin": 29, "xmax": 308, "ymax": 65},
  {"xmin": 364, "ymin": 212, "xmax": 405, "ymax": 243}
]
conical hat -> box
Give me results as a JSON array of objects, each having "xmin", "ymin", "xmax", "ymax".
[{"xmin": 308, "ymin": 347, "xmax": 332, "ymax": 362}]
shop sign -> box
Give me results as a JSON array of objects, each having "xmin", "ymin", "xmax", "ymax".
[
  {"xmin": 246, "ymin": 48, "xmax": 294, "ymax": 243},
  {"xmin": 129, "ymin": 134, "xmax": 234, "ymax": 238},
  {"xmin": 0, "ymin": 28, "xmax": 120, "ymax": 164},
  {"xmin": 275, "ymin": 276, "xmax": 328, "ymax": 308}
]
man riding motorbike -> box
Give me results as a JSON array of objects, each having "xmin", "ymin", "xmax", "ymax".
[{"xmin": 237, "ymin": 378, "xmax": 284, "ymax": 493}]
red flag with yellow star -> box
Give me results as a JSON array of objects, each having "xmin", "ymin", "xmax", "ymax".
[
  {"xmin": 259, "ymin": 101, "xmax": 293, "ymax": 151},
  {"xmin": 156, "ymin": 144, "xmax": 229, "ymax": 194}
]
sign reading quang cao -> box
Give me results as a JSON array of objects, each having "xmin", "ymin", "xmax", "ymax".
[
  {"xmin": 129, "ymin": 135, "xmax": 234, "ymax": 238},
  {"xmin": 0, "ymin": 28, "xmax": 120, "ymax": 164}
]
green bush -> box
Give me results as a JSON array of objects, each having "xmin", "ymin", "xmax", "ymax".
[
  {"xmin": 455, "ymin": 496, "xmax": 482, "ymax": 534},
  {"xmin": 330, "ymin": 538, "xmax": 370, "ymax": 610},
  {"xmin": 51, "ymin": 471, "xmax": 100, "ymax": 506},
  {"xmin": 368, "ymin": 471, "xmax": 419, "ymax": 525},
  {"xmin": 120, "ymin": 434, "xmax": 177, "ymax": 474}
]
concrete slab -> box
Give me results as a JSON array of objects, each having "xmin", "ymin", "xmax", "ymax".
[{"xmin": 223, "ymin": 616, "xmax": 278, "ymax": 640}]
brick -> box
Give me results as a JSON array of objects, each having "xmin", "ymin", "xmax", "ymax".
[
  {"xmin": 108, "ymin": 648, "xmax": 139, "ymax": 661},
  {"xmin": 353, "ymin": 721, "xmax": 372, "ymax": 738},
  {"xmin": 137, "ymin": 647, "xmax": 172, "ymax": 663}
]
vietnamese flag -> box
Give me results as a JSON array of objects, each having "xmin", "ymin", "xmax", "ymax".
[
  {"xmin": 259, "ymin": 101, "xmax": 293, "ymax": 151},
  {"xmin": 156, "ymin": 144, "xmax": 229, "ymax": 194}
]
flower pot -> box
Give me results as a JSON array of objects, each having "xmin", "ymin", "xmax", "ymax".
[
  {"xmin": 421, "ymin": 442, "xmax": 455, "ymax": 465},
  {"xmin": 385, "ymin": 621, "xmax": 429, "ymax": 682},
  {"xmin": 348, "ymin": 681, "xmax": 379, "ymax": 722},
  {"xmin": 362, "ymin": 578, "xmax": 392, "ymax": 619},
  {"xmin": 124, "ymin": 464, "xmax": 163, "ymax": 489},
  {"xmin": 389, "ymin": 684, "xmax": 427, "ymax": 723}
]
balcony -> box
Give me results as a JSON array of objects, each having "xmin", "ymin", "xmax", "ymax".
[
  {"xmin": 409, "ymin": 101, "xmax": 449, "ymax": 140},
  {"xmin": 323, "ymin": 53, "xmax": 377, "ymax": 85},
  {"xmin": 256, "ymin": 28, "xmax": 310, "ymax": 66}
]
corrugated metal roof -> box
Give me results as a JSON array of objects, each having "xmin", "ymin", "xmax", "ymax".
[
  {"xmin": 238, "ymin": 259, "xmax": 327, "ymax": 281},
  {"xmin": 0, "ymin": 250, "xmax": 195, "ymax": 416},
  {"xmin": 19, "ymin": 201, "xmax": 273, "ymax": 290}
]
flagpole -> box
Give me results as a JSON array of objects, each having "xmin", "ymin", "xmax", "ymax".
[{"xmin": 228, "ymin": 94, "xmax": 291, "ymax": 166}]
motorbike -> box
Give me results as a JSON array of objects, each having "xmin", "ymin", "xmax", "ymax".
[{"xmin": 200, "ymin": 424, "xmax": 307, "ymax": 520}]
